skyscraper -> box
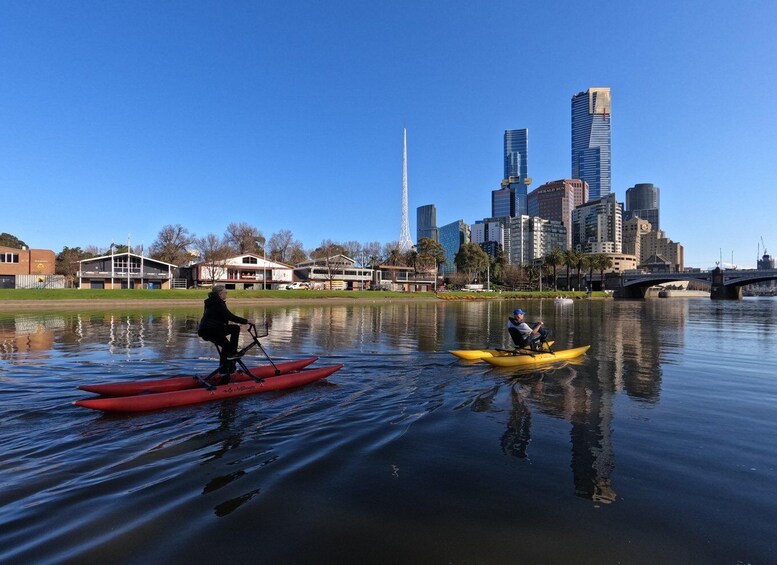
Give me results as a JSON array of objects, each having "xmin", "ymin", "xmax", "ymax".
[
  {"xmin": 571, "ymin": 88, "xmax": 611, "ymax": 200},
  {"xmin": 571, "ymin": 193, "xmax": 622, "ymax": 253},
  {"xmin": 504, "ymin": 129, "xmax": 528, "ymax": 181},
  {"xmin": 502, "ymin": 129, "xmax": 530, "ymax": 216},
  {"xmin": 527, "ymin": 179, "xmax": 588, "ymax": 249},
  {"xmin": 624, "ymin": 183, "xmax": 660, "ymax": 230},
  {"xmin": 416, "ymin": 204, "xmax": 438, "ymax": 243},
  {"xmin": 438, "ymin": 220, "xmax": 470, "ymax": 275}
]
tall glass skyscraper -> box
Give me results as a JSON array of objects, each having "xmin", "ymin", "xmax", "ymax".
[
  {"xmin": 416, "ymin": 204, "xmax": 438, "ymax": 243},
  {"xmin": 624, "ymin": 183, "xmax": 660, "ymax": 230},
  {"xmin": 571, "ymin": 88, "xmax": 611, "ymax": 200},
  {"xmin": 496, "ymin": 129, "xmax": 529, "ymax": 218},
  {"xmin": 504, "ymin": 129, "xmax": 529, "ymax": 181}
]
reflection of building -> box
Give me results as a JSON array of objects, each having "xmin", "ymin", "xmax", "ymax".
[
  {"xmin": 0, "ymin": 315, "xmax": 64, "ymax": 358},
  {"xmin": 79, "ymin": 252, "xmax": 177, "ymax": 289},
  {"xmin": 0, "ymin": 246, "xmax": 61, "ymax": 289}
]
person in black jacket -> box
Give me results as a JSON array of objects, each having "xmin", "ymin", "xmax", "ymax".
[{"xmin": 198, "ymin": 285, "xmax": 251, "ymax": 379}]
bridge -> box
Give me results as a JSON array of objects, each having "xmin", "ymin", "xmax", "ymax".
[{"xmin": 616, "ymin": 268, "xmax": 777, "ymax": 299}]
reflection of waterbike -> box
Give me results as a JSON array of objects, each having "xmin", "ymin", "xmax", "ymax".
[{"xmin": 75, "ymin": 323, "xmax": 343, "ymax": 413}]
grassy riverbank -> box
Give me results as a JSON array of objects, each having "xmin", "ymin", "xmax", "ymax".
[{"xmin": 0, "ymin": 288, "xmax": 608, "ymax": 303}]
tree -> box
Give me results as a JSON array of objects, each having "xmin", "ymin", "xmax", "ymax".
[
  {"xmin": 195, "ymin": 234, "xmax": 232, "ymax": 286},
  {"xmin": 55, "ymin": 246, "xmax": 94, "ymax": 287},
  {"xmin": 544, "ymin": 248, "xmax": 564, "ymax": 290},
  {"xmin": 574, "ymin": 252, "xmax": 587, "ymax": 290},
  {"xmin": 385, "ymin": 246, "xmax": 402, "ymax": 266},
  {"xmin": 225, "ymin": 222, "xmax": 264, "ymax": 255},
  {"xmin": 416, "ymin": 238, "xmax": 446, "ymax": 273},
  {"xmin": 596, "ymin": 254, "xmax": 613, "ymax": 290},
  {"xmin": 342, "ymin": 241, "xmax": 362, "ymax": 264},
  {"xmin": 268, "ymin": 229, "xmax": 304, "ymax": 264},
  {"xmin": 563, "ymin": 249, "xmax": 579, "ymax": 290},
  {"xmin": 311, "ymin": 240, "xmax": 349, "ymax": 285},
  {"xmin": 149, "ymin": 224, "xmax": 196, "ymax": 266},
  {"xmin": 287, "ymin": 243, "xmax": 308, "ymax": 266},
  {"xmin": 0, "ymin": 233, "xmax": 27, "ymax": 249},
  {"xmin": 361, "ymin": 241, "xmax": 382, "ymax": 267},
  {"xmin": 454, "ymin": 243, "xmax": 489, "ymax": 283},
  {"xmin": 502, "ymin": 264, "xmax": 524, "ymax": 290}
]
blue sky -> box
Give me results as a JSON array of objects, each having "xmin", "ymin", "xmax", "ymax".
[{"xmin": 2, "ymin": 0, "xmax": 775, "ymax": 268}]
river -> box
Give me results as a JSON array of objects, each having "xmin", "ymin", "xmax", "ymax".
[{"xmin": 1, "ymin": 297, "xmax": 775, "ymax": 563}]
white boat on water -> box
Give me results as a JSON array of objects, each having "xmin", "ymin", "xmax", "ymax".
[{"xmin": 554, "ymin": 297, "xmax": 574, "ymax": 305}]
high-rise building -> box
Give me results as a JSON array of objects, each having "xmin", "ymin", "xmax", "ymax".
[
  {"xmin": 571, "ymin": 88, "xmax": 611, "ymax": 200},
  {"xmin": 501, "ymin": 129, "xmax": 530, "ymax": 217},
  {"xmin": 438, "ymin": 220, "xmax": 470, "ymax": 275},
  {"xmin": 471, "ymin": 220, "xmax": 505, "ymax": 258},
  {"xmin": 504, "ymin": 129, "xmax": 529, "ymax": 181},
  {"xmin": 482, "ymin": 215, "xmax": 565, "ymax": 265},
  {"xmin": 416, "ymin": 204, "xmax": 438, "ymax": 243},
  {"xmin": 491, "ymin": 187, "xmax": 515, "ymax": 218},
  {"xmin": 527, "ymin": 179, "xmax": 588, "ymax": 249},
  {"xmin": 571, "ymin": 193, "xmax": 622, "ymax": 253},
  {"xmin": 624, "ymin": 183, "xmax": 660, "ymax": 230}
]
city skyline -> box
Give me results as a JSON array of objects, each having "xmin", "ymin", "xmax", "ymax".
[{"xmin": 2, "ymin": 2, "xmax": 776, "ymax": 269}]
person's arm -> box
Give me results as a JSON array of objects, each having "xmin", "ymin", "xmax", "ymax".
[{"xmin": 531, "ymin": 321, "xmax": 544, "ymax": 334}]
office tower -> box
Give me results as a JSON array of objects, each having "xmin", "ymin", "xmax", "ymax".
[
  {"xmin": 622, "ymin": 216, "xmax": 652, "ymax": 261},
  {"xmin": 416, "ymin": 204, "xmax": 438, "ymax": 243},
  {"xmin": 571, "ymin": 88, "xmax": 611, "ymax": 200},
  {"xmin": 438, "ymin": 220, "xmax": 470, "ymax": 275},
  {"xmin": 571, "ymin": 193, "xmax": 622, "ymax": 253},
  {"xmin": 527, "ymin": 179, "xmax": 588, "ymax": 249},
  {"xmin": 483, "ymin": 215, "xmax": 565, "ymax": 265},
  {"xmin": 399, "ymin": 128, "xmax": 414, "ymax": 252},
  {"xmin": 491, "ymin": 187, "xmax": 515, "ymax": 218},
  {"xmin": 624, "ymin": 183, "xmax": 660, "ymax": 230},
  {"xmin": 504, "ymin": 129, "xmax": 529, "ymax": 181},
  {"xmin": 503, "ymin": 129, "xmax": 530, "ymax": 216},
  {"xmin": 471, "ymin": 220, "xmax": 505, "ymax": 258}
]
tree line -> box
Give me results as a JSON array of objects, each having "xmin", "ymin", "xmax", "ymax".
[{"xmin": 4, "ymin": 227, "xmax": 613, "ymax": 290}]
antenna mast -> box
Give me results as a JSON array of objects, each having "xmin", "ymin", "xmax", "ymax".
[{"xmin": 398, "ymin": 128, "xmax": 413, "ymax": 252}]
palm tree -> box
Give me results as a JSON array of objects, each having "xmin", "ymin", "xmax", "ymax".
[
  {"xmin": 597, "ymin": 254, "xmax": 613, "ymax": 291},
  {"xmin": 575, "ymin": 253, "xmax": 588, "ymax": 291},
  {"xmin": 544, "ymin": 248, "xmax": 564, "ymax": 290},
  {"xmin": 563, "ymin": 249, "xmax": 578, "ymax": 290}
]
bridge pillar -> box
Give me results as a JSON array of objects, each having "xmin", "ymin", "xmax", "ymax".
[{"xmin": 710, "ymin": 267, "xmax": 743, "ymax": 300}]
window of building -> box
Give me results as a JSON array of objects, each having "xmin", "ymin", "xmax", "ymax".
[
  {"xmin": 0, "ymin": 253, "xmax": 20, "ymax": 263},
  {"xmin": 242, "ymin": 257, "xmax": 258, "ymax": 264}
]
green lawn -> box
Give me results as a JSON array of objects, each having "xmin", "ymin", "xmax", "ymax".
[{"xmin": 0, "ymin": 288, "xmax": 608, "ymax": 301}]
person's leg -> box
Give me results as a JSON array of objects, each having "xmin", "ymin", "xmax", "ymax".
[{"xmin": 225, "ymin": 325, "xmax": 241, "ymax": 358}]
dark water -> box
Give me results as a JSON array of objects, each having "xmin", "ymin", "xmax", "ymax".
[{"xmin": 1, "ymin": 298, "xmax": 775, "ymax": 564}]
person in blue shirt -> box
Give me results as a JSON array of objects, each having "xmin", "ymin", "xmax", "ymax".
[{"xmin": 506, "ymin": 308, "xmax": 548, "ymax": 350}]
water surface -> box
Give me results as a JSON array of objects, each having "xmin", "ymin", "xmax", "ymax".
[{"xmin": 1, "ymin": 298, "xmax": 775, "ymax": 563}]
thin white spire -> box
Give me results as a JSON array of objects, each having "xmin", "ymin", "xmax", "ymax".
[{"xmin": 398, "ymin": 128, "xmax": 413, "ymax": 252}]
